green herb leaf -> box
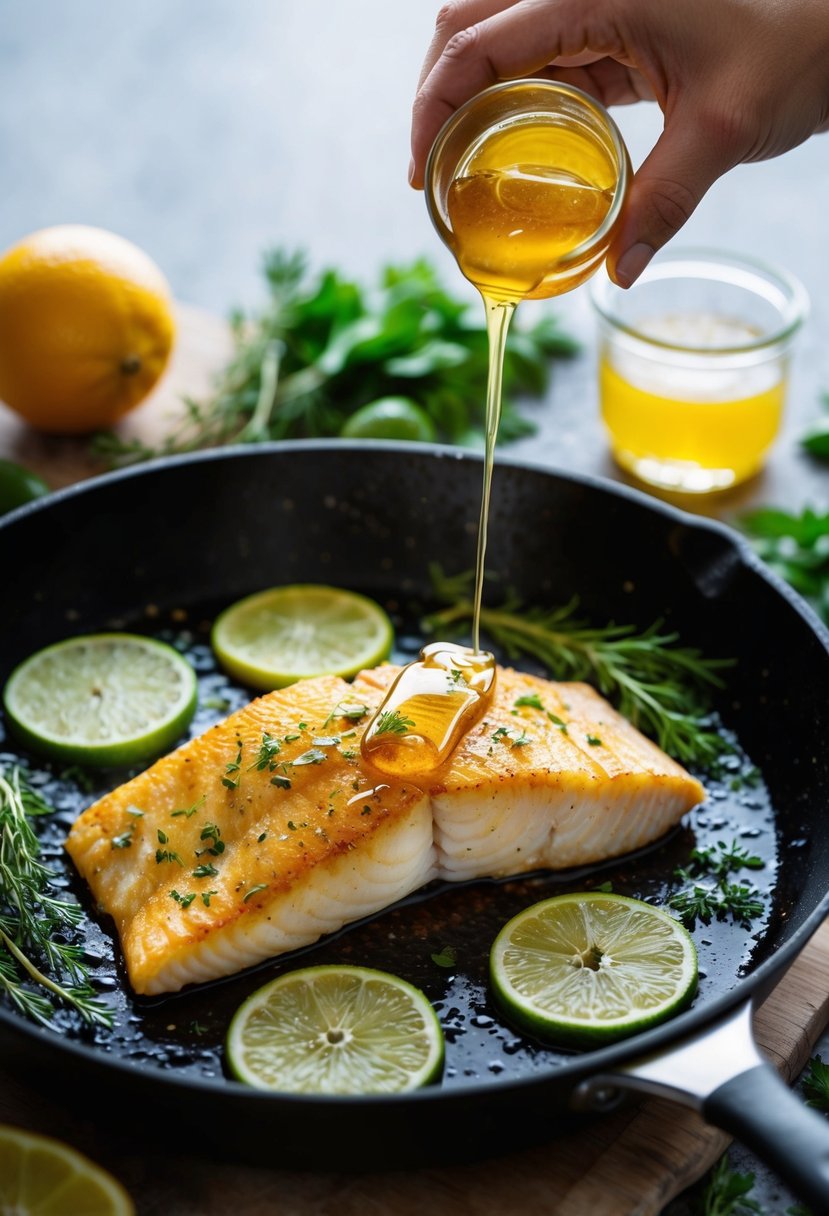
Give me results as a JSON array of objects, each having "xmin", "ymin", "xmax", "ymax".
[
  {"xmin": 698, "ymin": 1153, "xmax": 762, "ymax": 1215},
  {"xmin": 741, "ymin": 505, "xmax": 829, "ymax": 623},
  {"xmin": 431, "ymin": 945, "xmax": 458, "ymax": 969}
]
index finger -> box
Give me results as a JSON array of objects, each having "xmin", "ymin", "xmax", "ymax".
[
  {"xmin": 410, "ymin": 0, "xmax": 577, "ymax": 186},
  {"xmin": 416, "ymin": 0, "xmax": 521, "ymax": 90}
]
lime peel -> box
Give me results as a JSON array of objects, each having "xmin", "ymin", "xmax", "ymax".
[
  {"xmin": 211, "ymin": 584, "xmax": 393, "ymax": 691},
  {"xmin": 490, "ymin": 892, "xmax": 698, "ymax": 1047},
  {"xmin": 2, "ymin": 633, "xmax": 198, "ymax": 767},
  {"xmin": 227, "ymin": 964, "xmax": 444, "ymax": 1095}
]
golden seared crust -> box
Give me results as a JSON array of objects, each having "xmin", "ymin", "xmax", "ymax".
[{"xmin": 66, "ymin": 673, "xmax": 427, "ymax": 993}]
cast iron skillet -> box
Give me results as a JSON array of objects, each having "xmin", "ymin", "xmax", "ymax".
[{"xmin": 1, "ymin": 442, "xmax": 829, "ymax": 1207}]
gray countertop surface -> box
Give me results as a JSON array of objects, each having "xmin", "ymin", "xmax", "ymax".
[{"xmin": 2, "ymin": 2, "xmax": 828, "ymax": 1212}]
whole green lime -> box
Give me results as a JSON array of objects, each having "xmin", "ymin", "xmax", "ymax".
[
  {"xmin": 0, "ymin": 458, "xmax": 49, "ymax": 515},
  {"xmin": 340, "ymin": 397, "xmax": 437, "ymax": 442}
]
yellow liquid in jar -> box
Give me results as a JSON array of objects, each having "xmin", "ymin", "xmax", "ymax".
[
  {"xmin": 446, "ymin": 121, "xmax": 615, "ymax": 302},
  {"xmin": 600, "ymin": 313, "xmax": 785, "ymax": 492}
]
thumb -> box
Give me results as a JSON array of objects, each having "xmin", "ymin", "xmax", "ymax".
[{"xmin": 607, "ymin": 111, "xmax": 737, "ymax": 287}]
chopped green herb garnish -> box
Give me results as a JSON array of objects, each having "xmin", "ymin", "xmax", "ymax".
[
  {"xmin": 492, "ymin": 725, "xmax": 530, "ymax": 747},
  {"xmin": 669, "ymin": 839, "xmax": 765, "ymax": 928},
  {"xmin": 323, "ymin": 701, "xmax": 371, "ymax": 728},
  {"xmin": 361, "ymin": 806, "xmax": 372, "ymax": 816},
  {"xmin": 586, "ymin": 734, "xmax": 603, "ymax": 747},
  {"xmin": 292, "ymin": 748, "xmax": 328, "ymax": 767},
  {"xmin": 431, "ymin": 945, "xmax": 457, "ymax": 969},
  {"xmin": 201, "ymin": 890, "xmax": 218, "ymax": 908},
  {"xmin": 257, "ymin": 832, "xmax": 267, "ymax": 843},
  {"xmin": 514, "ymin": 694, "xmax": 544, "ymax": 710},
  {"xmin": 171, "ymin": 794, "xmax": 206, "ymax": 819},
  {"xmin": 270, "ymin": 774, "xmax": 292, "ymax": 790},
  {"xmin": 197, "ymin": 823, "xmax": 225, "ymax": 857},
  {"xmin": 243, "ymin": 884, "xmax": 268, "ymax": 902},
  {"xmin": 157, "ymin": 829, "xmax": 169, "ymax": 845},
  {"xmin": 249, "ymin": 732, "xmax": 281, "ymax": 772},
  {"xmin": 170, "ymin": 890, "xmax": 196, "ymax": 909},
  {"xmin": 192, "ymin": 862, "xmax": 219, "ymax": 879},
  {"xmin": 547, "ymin": 712, "xmax": 568, "ymax": 733},
  {"xmin": 222, "ymin": 743, "xmax": 243, "ymax": 790},
  {"xmin": 373, "ymin": 709, "xmax": 416, "ymax": 737},
  {"xmin": 312, "ymin": 735, "xmax": 341, "ymax": 748},
  {"xmin": 156, "ymin": 849, "xmax": 184, "ymax": 866},
  {"xmin": 111, "ymin": 828, "xmax": 134, "ymax": 850}
]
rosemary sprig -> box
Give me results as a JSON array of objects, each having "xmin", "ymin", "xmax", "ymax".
[
  {"xmin": 426, "ymin": 567, "xmax": 731, "ymax": 766},
  {"xmin": 91, "ymin": 251, "xmax": 579, "ymax": 466},
  {"xmin": 0, "ymin": 764, "xmax": 112, "ymax": 1028}
]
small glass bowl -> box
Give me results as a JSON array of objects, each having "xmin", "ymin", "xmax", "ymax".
[
  {"xmin": 425, "ymin": 78, "xmax": 630, "ymax": 300},
  {"xmin": 591, "ymin": 250, "xmax": 809, "ymax": 493}
]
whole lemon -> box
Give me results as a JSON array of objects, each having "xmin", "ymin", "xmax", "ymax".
[{"xmin": 0, "ymin": 225, "xmax": 176, "ymax": 434}]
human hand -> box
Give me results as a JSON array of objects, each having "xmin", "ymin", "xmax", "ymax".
[{"xmin": 410, "ymin": 0, "xmax": 829, "ymax": 285}]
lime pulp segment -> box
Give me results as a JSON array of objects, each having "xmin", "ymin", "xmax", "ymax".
[
  {"xmin": 2, "ymin": 633, "xmax": 198, "ymax": 767},
  {"xmin": 490, "ymin": 893, "xmax": 698, "ymax": 1046},
  {"xmin": 227, "ymin": 965, "xmax": 445, "ymax": 1095},
  {"xmin": 211, "ymin": 584, "xmax": 394, "ymax": 690}
]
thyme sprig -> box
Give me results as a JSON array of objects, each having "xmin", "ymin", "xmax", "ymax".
[
  {"xmin": 426, "ymin": 567, "xmax": 731, "ymax": 766},
  {"xmin": 0, "ymin": 764, "xmax": 111, "ymax": 1028}
]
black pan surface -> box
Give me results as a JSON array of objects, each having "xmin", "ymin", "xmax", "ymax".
[{"xmin": 1, "ymin": 442, "xmax": 828, "ymax": 1170}]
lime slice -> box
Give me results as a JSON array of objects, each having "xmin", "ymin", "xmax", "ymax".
[
  {"xmin": 340, "ymin": 397, "xmax": 437, "ymax": 442},
  {"xmin": 227, "ymin": 964, "xmax": 445, "ymax": 1094},
  {"xmin": 0, "ymin": 1124, "xmax": 134, "ymax": 1215},
  {"xmin": 211, "ymin": 584, "xmax": 393, "ymax": 690},
  {"xmin": 3, "ymin": 633, "xmax": 198, "ymax": 767},
  {"xmin": 490, "ymin": 893, "xmax": 698, "ymax": 1046}
]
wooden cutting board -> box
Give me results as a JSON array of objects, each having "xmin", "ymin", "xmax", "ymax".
[{"xmin": 1, "ymin": 304, "xmax": 828, "ymax": 1214}]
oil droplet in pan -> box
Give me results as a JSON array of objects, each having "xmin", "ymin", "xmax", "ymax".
[{"xmin": 361, "ymin": 642, "xmax": 496, "ymax": 777}]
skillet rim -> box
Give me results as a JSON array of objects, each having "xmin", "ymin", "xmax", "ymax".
[{"xmin": 1, "ymin": 438, "xmax": 828, "ymax": 1113}]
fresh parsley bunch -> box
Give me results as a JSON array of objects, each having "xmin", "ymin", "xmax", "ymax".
[{"xmin": 95, "ymin": 251, "xmax": 578, "ymax": 466}]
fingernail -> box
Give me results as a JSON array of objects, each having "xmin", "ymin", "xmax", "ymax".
[
  {"xmin": 614, "ymin": 243, "xmax": 654, "ymax": 288},
  {"xmin": 408, "ymin": 156, "xmax": 416, "ymax": 186}
]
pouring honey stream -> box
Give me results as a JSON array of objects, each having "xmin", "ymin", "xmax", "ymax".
[{"xmin": 361, "ymin": 81, "xmax": 630, "ymax": 779}]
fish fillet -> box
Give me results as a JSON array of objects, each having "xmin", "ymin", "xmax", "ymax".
[{"xmin": 66, "ymin": 666, "xmax": 704, "ymax": 995}]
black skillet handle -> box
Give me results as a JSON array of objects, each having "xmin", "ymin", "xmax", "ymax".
[
  {"xmin": 705, "ymin": 1064, "xmax": 829, "ymax": 1213},
  {"xmin": 571, "ymin": 1000, "xmax": 829, "ymax": 1213}
]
